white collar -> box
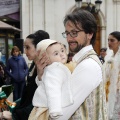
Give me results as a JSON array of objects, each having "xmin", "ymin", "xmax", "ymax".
[{"xmin": 72, "ymin": 45, "xmax": 94, "ymax": 63}]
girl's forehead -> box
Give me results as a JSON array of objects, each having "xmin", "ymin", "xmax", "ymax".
[
  {"xmin": 54, "ymin": 43, "xmax": 63, "ymax": 48},
  {"xmin": 47, "ymin": 43, "xmax": 62, "ymax": 51}
]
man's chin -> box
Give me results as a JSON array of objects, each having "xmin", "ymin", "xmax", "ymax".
[{"xmin": 70, "ymin": 47, "xmax": 80, "ymax": 53}]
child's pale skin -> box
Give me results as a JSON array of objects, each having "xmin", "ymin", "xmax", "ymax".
[
  {"xmin": 36, "ymin": 43, "xmax": 68, "ymax": 80},
  {"xmin": 46, "ymin": 43, "xmax": 68, "ymax": 64}
]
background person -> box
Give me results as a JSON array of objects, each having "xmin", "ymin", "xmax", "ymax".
[
  {"xmin": 12, "ymin": 30, "xmax": 50, "ymax": 120},
  {"xmin": 6, "ymin": 46, "xmax": 28, "ymax": 101},
  {"xmin": 0, "ymin": 61, "xmax": 12, "ymax": 86},
  {"xmin": 104, "ymin": 31, "xmax": 120, "ymax": 119},
  {"xmin": 99, "ymin": 47, "xmax": 107, "ymax": 64},
  {"xmin": 0, "ymin": 61, "xmax": 6, "ymax": 87},
  {"xmin": 1, "ymin": 30, "xmax": 50, "ymax": 120}
]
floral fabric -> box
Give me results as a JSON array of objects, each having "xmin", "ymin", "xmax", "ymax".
[{"xmin": 104, "ymin": 47, "xmax": 120, "ymax": 119}]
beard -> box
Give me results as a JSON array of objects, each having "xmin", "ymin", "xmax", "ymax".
[
  {"xmin": 69, "ymin": 41, "xmax": 79, "ymax": 53},
  {"xmin": 69, "ymin": 41, "xmax": 87, "ymax": 53},
  {"xmin": 77, "ymin": 44, "xmax": 84, "ymax": 51}
]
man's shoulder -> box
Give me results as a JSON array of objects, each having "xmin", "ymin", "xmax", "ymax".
[{"xmin": 77, "ymin": 57, "xmax": 102, "ymax": 73}]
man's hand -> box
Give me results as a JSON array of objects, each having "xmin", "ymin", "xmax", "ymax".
[{"xmin": 35, "ymin": 50, "xmax": 51, "ymax": 80}]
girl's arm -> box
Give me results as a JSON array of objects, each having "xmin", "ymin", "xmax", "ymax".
[{"xmin": 43, "ymin": 64, "xmax": 64, "ymax": 119}]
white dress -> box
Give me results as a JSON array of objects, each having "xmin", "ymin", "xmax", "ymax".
[
  {"xmin": 104, "ymin": 47, "xmax": 120, "ymax": 119},
  {"xmin": 33, "ymin": 62, "xmax": 73, "ymax": 118}
]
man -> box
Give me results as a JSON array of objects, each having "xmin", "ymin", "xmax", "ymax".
[
  {"xmin": 99, "ymin": 47, "xmax": 107, "ymax": 64},
  {"xmin": 58, "ymin": 9, "xmax": 108, "ymax": 120},
  {"xmin": 35, "ymin": 9, "xmax": 108, "ymax": 120}
]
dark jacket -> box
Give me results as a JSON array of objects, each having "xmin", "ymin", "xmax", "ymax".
[
  {"xmin": 20, "ymin": 62, "xmax": 37, "ymax": 107},
  {"xmin": 13, "ymin": 62, "xmax": 37, "ymax": 120},
  {"xmin": 0, "ymin": 61, "xmax": 5, "ymax": 86},
  {"xmin": 6, "ymin": 55, "xmax": 28, "ymax": 82},
  {"xmin": 99, "ymin": 56, "xmax": 105, "ymax": 64}
]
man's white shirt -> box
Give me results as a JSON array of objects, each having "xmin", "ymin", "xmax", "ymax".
[{"xmin": 57, "ymin": 45, "xmax": 102, "ymax": 120}]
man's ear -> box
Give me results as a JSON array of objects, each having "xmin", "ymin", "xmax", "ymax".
[{"xmin": 87, "ymin": 33, "xmax": 93, "ymax": 40}]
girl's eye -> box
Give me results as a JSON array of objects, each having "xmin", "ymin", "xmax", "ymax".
[{"xmin": 55, "ymin": 53, "xmax": 58, "ymax": 55}]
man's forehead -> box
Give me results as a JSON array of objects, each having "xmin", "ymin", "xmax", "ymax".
[
  {"xmin": 65, "ymin": 21, "xmax": 75, "ymax": 29},
  {"xmin": 65, "ymin": 21, "xmax": 81, "ymax": 30}
]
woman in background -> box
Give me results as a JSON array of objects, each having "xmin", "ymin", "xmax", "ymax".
[
  {"xmin": 12, "ymin": 30, "xmax": 50, "ymax": 120},
  {"xmin": 104, "ymin": 31, "xmax": 120, "ymax": 119},
  {"xmin": 1, "ymin": 30, "xmax": 50, "ymax": 120},
  {"xmin": 6, "ymin": 46, "xmax": 28, "ymax": 101}
]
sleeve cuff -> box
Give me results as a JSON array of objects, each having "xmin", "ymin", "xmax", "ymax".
[
  {"xmin": 35, "ymin": 76, "xmax": 42, "ymax": 86},
  {"xmin": 50, "ymin": 112, "xmax": 63, "ymax": 119}
]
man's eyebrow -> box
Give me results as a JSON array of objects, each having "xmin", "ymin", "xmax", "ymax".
[{"xmin": 65, "ymin": 29, "xmax": 78, "ymax": 32}]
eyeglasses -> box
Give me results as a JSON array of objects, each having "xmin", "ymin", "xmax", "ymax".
[{"xmin": 62, "ymin": 30, "xmax": 84, "ymax": 38}]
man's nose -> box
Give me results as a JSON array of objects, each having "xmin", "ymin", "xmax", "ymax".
[{"xmin": 67, "ymin": 34, "xmax": 73, "ymax": 42}]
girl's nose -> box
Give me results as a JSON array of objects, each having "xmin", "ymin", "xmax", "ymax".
[{"xmin": 60, "ymin": 53, "xmax": 64, "ymax": 56}]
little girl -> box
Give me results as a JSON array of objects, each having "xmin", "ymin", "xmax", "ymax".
[{"xmin": 29, "ymin": 39, "xmax": 75, "ymax": 120}]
